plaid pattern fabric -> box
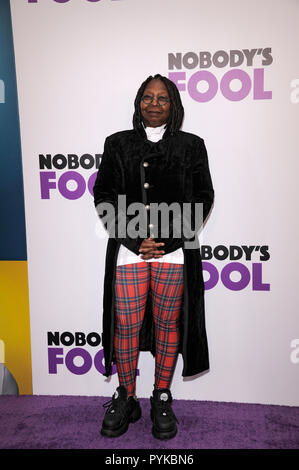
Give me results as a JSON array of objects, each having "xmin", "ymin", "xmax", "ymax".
[
  {"xmin": 150, "ymin": 263, "xmax": 184, "ymax": 390},
  {"xmin": 114, "ymin": 262, "xmax": 184, "ymax": 396}
]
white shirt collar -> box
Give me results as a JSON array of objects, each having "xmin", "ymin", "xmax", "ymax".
[{"xmin": 143, "ymin": 123, "xmax": 167, "ymax": 141}]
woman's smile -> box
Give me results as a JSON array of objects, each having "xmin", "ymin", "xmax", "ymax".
[{"xmin": 140, "ymin": 79, "xmax": 170, "ymax": 128}]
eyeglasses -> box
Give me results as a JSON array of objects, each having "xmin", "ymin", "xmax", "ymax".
[{"xmin": 141, "ymin": 95, "xmax": 170, "ymax": 106}]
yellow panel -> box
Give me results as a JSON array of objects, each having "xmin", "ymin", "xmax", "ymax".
[{"xmin": 0, "ymin": 261, "xmax": 32, "ymax": 394}]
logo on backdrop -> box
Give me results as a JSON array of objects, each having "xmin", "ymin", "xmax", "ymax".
[
  {"xmin": 47, "ymin": 331, "xmax": 139, "ymax": 376},
  {"xmin": 47, "ymin": 331, "xmax": 119, "ymax": 376},
  {"xmin": 168, "ymin": 47, "xmax": 273, "ymax": 102},
  {"xmin": 202, "ymin": 244, "xmax": 270, "ymax": 291},
  {"xmin": 39, "ymin": 153, "xmax": 98, "ymax": 200}
]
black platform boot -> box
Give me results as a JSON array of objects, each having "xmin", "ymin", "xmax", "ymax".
[
  {"xmin": 150, "ymin": 388, "xmax": 178, "ymax": 440},
  {"xmin": 101, "ymin": 385, "xmax": 142, "ymax": 437}
]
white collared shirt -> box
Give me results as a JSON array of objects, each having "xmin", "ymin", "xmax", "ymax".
[
  {"xmin": 116, "ymin": 125, "xmax": 184, "ymax": 266},
  {"xmin": 144, "ymin": 123, "xmax": 167, "ymax": 142}
]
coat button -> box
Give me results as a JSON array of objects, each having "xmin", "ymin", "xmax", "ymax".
[
  {"xmin": 145, "ymin": 205, "xmax": 150, "ymax": 210},
  {"xmin": 148, "ymin": 223, "xmax": 154, "ymax": 229},
  {"xmin": 144, "ymin": 182, "xmax": 149, "ymax": 189},
  {"xmin": 143, "ymin": 161, "xmax": 149, "ymax": 167}
]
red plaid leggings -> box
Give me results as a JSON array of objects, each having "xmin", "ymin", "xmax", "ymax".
[{"xmin": 114, "ymin": 262, "xmax": 184, "ymax": 397}]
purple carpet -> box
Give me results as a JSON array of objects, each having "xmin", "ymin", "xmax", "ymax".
[{"xmin": 0, "ymin": 395, "xmax": 298, "ymax": 449}]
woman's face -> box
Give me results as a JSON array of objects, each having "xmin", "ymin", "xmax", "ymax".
[{"xmin": 140, "ymin": 79, "xmax": 170, "ymax": 128}]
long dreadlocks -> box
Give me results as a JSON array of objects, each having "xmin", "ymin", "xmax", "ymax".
[{"xmin": 132, "ymin": 74, "xmax": 184, "ymax": 134}]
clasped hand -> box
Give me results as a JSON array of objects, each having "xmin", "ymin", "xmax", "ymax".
[{"xmin": 138, "ymin": 237, "xmax": 165, "ymax": 260}]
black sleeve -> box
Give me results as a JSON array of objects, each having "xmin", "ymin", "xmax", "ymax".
[{"xmin": 93, "ymin": 137, "xmax": 143, "ymax": 256}]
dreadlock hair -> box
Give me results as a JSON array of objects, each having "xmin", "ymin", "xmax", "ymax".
[{"xmin": 132, "ymin": 74, "xmax": 184, "ymax": 134}]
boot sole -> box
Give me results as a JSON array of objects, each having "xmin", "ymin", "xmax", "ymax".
[
  {"xmin": 150, "ymin": 409, "xmax": 178, "ymax": 440},
  {"xmin": 152, "ymin": 424, "xmax": 177, "ymax": 440},
  {"xmin": 150, "ymin": 409, "xmax": 177, "ymax": 440},
  {"xmin": 101, "ymin": 405, "xmax": 142, "ymax": 438}
]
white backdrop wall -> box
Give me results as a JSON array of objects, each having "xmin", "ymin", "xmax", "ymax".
[{"xmin": 10, "ymin": 0, "xmax": 299, "ymax": 405}]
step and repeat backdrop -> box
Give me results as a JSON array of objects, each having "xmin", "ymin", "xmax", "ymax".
[{"xmin": 1, "ymin": 0, "xmax": 298, "ymax": 405}]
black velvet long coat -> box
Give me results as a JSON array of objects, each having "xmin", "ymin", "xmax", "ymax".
[{"xmin": 93, "ymin": 125, "xmax": 214, "ymax": 378}]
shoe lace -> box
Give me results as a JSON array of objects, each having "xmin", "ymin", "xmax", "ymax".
[
  {"xmin": 103, "ymin": 398, "xmax": 113, "ymax": 410},
  {"xmin": 102, "ymin": 396, "xmax": 126, "ymax": 418}
]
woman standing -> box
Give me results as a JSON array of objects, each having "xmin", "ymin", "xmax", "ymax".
[{"xmin": 93, "ymin": 74, "xmax": 214, "ymax": 439}]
